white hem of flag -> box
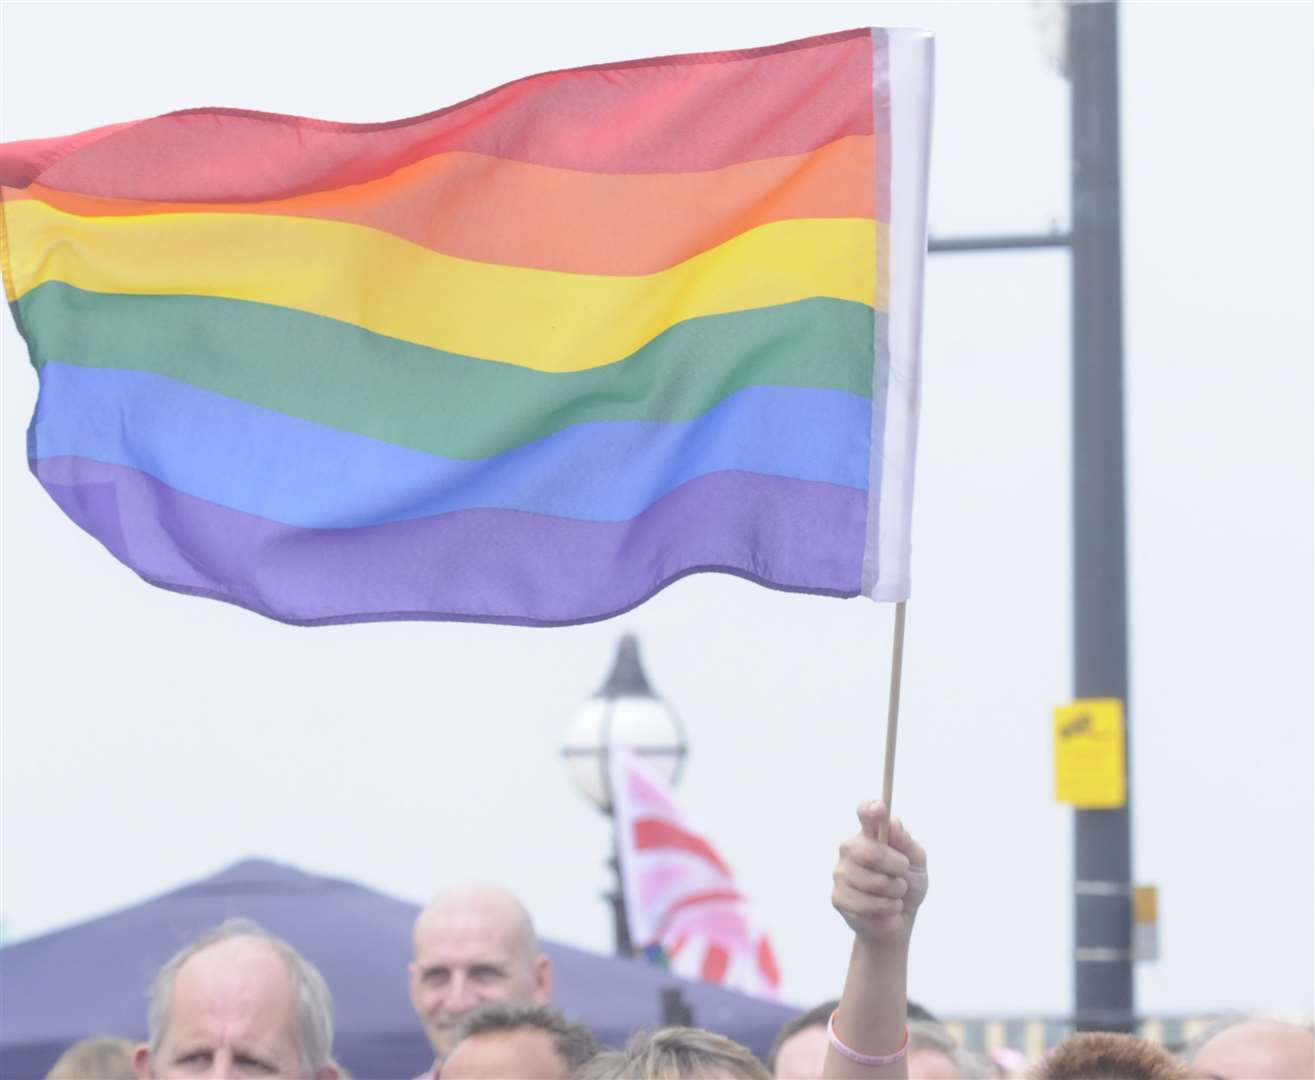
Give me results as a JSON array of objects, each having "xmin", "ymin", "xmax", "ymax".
[{"xmin": 863, "ymin": 27, "xmax": 934, "ymax": 603}]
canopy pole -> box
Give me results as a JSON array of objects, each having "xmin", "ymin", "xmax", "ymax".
[{"xmin": 878, "ymin": 600, "xmax": 907, "ymax": 843}]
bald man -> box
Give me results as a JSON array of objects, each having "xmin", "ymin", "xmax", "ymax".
[
  {"xmin": 133, "ymin": 918, "xmax": 339, "ymax": 1080},
  {"xmin": 1189, "ymin": 1018, "xmax": 1315, "ymax": 1080},
  {"xmin": 408, "ymin": 884, "xmax": 553, "ymax": 1080}
]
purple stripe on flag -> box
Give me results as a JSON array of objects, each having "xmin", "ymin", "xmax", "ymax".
[{"xmin": 33, "ymin": 456, "xmax": 865, "ymax": 626}]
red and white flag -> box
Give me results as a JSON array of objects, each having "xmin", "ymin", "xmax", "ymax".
[{"xmin": 609, "ymin": 747, "xmax": 781, "ymax": 999}]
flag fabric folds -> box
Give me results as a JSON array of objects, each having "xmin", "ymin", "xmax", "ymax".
[
  {"xmin": 0, "ymin": 28, "xmax": 934, "ymax": 626},
  {"xmin": 609, "ymin": 747, "xmax": 781, "ymax": 999}
]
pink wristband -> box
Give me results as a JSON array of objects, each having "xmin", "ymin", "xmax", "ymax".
[{"xmin": 826, "ymin": 1011, "xmax": 909, "ymax": 1066}]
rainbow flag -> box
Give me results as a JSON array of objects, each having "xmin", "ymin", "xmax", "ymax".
[{"xmin": 0, "ymin": 28, "xmax": 933, "ymax": 626}]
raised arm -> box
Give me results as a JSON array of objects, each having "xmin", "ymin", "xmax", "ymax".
[{"xmin": 824, "ymin": 801, "xmax": 928, "ymax": 1080}]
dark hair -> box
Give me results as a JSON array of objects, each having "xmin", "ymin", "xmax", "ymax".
[
  {"xmin": 907, "ymin": 999, "xmax": 939, "ymax": 1023},
  {"xmin": 1035, "ymin": 1033, "xmax": 1186, "ymax": 1080},
  {"xmin": 766, "ymin": 1000, "xmax": 839, "ymax": 1073},
  {"xmin": 453, "ymin": 1001, "xmax": 598, "ymax": 1072}
]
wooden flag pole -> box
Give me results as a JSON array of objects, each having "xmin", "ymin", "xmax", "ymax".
[{"xmin": 878, "ymin": 601, "xmax": 908, "ymax": 844}]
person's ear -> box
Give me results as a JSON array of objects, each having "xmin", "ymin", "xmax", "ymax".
[
  {"xmin": 313, "ymin": 1063, "xmax": 342, "ymax": 1080},
  {"xmin": 407, "ymin": 961, "xmax": 424, "ymax": 1012},
  {"xmin": 132, "ymin": 1043, "xmax": 154, "ymax": 1080},
  {"xmin": 533, "ymin": 952, "xmax": 553, "ymax": 1004}
]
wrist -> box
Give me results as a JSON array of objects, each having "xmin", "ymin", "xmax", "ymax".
[
  {"xmin": 851, "ymin": 927, "xmax": 914, "ymax": 957},
  {"xmin": 828, "ymin": 1011, "xmax": 910, "ymax": 1066}
]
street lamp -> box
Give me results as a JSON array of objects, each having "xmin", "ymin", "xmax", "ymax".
[{"xmin": 561, "ymin": 633, "xmax": 687, "ymax": 955}]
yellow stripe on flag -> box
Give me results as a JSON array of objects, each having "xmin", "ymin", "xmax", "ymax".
[{"xmin": 5, "ymin": 201, "xmax": 884, "ymax": 372}]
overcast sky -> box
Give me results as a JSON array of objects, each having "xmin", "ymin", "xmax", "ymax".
[{"xmin": 2, "ymin": 2, "xmax": 1311, "ymax": 1022}]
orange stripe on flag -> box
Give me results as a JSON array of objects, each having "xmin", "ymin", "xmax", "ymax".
[{"xmin": 7, "ymin": 135, "xmax": 881, "ymax": 276}]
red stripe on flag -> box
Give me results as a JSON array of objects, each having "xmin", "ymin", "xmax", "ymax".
[
  {"xmin": 757, "ymin": 935, "xmax": 782, "ymax": 989},
  {"xmin": 666, "ymin": 933, "xmax": 689, "ymax": 960},
  {"xmin": 633, "ymin": 818, "xmax": 733, "ymax": 876},
  {"xmin": 702, "ymin": 943, "xmax": 731, "ymax": 984},
  {"xmin": 14, "ymin": 31, "xmax": 879, "ymax": 198}
]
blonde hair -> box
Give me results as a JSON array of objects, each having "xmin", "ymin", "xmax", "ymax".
[
  {"xmin": 575, "ymin": 1027, "xmax": 770, "ymax": 1080},
  {"xmin": 45, "ymin": 1035, "xmax": 136, "ymax": 1080}
]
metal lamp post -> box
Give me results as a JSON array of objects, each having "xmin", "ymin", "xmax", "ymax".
[
  {"xmin": 562, "ymin": 634, "xmax": 687, "ymax": 956},
  {"xmin": 928, "ymin": 1, "xmax": 1136, "ymax": 1034}
]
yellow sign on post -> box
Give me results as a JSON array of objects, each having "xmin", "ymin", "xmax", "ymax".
[{"xmin": 1053, "ymin": 698, "xmax": 1126, "ymax": 808}]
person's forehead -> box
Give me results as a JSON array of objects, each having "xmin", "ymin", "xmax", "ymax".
[
  {"xmin": 773, "ymin": 1024, "xmax": 829, "ymax": 1077},
  {"xmin": 179, "ymin": 938, "xmax": 291, "ymax": 994},
  {"xmin": 166, "ymin": 939, "xmax": 298, "ymax": 1040},
  {"xmin": 414, "ymin": 908, "xmax": 526, "ymax": 962},
  {"xmin": 445, "ymin": 1029, "xmax": 564, "ymax": 1079},
  {"xmin": 906, "ymin": 1046, "xmax": 961, "ymax": 1080},
  {"xmin": 1196, "ymin": 1024, "xmax": 1315, "ymax": 1075}
]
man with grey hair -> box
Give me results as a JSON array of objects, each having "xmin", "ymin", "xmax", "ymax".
[
  {"xmin": 132, "ymin": 917, "xmax": 340, "ymax": 1080},
  {"xmin": 440, "ymin": 1002, "xmax": 596, "ymax": 1080},
  {"xmin": 408, "ymin": 883, "xmax": 553, "ymax": 1079}
]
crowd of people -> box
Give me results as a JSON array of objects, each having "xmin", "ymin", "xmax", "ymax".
[{"xmin": 42, "ymin": 802, "xmax": 1314, "ymax": 1080}]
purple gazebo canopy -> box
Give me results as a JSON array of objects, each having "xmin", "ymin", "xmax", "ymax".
[{"xmin": 0, "ymin": 858, "xmax": 799, "ymax": 1079}]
